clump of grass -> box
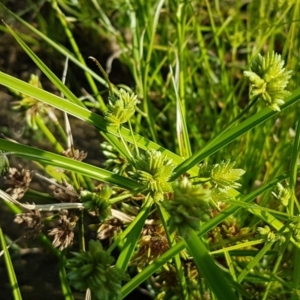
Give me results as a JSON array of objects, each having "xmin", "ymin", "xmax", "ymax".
[{"xmin": 0, "ymin": 1, "xmax": 300, "ymax": 300}]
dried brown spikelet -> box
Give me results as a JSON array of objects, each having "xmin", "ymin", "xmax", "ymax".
[
  {"xmin": 97, "ymin": 218, "xmax": 122, "ymax": 244},
  {"xmin": 62, "ymin": 148, "xmax": 87, "ymax": 161},
  {"xmin": 14, "ymin": 210, "xmax": 43, "ymax": 238},
  {"xmin": 48, "ymin": 210, "xmax": 76, "ymax": 251},
  {"xmin": 131, "ymin": 224, "xmax": 169, "ymax": 270},
  {"xmin": 4, "ymin": 167, "xmax": 32, "ymax": 200}
]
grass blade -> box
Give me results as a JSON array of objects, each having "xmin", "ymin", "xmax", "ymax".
[
  {"xmin": 0, "ymin": 71, "xmax": 197, "ymax": 172},
  {"xmin": 171, "ymin": 87, "xmax": 300, "ymax": 179},
  {"xmin": 0, "ymin": 224, "xmax": 22, "ymax": 300},
  {"xmin": 116, "ymin": 195, "xmax": 152, "ymax": 271},
  {"xmin": 0, "ymin": 139, "xmax": 141, "ymax": 190},
  {"xmin": 184, "ymin": 229, "xmax": 239, "ymax": 300},
  {"xmin": 3, "ymin": 21, "xmax": 85, "ymax": 108}
]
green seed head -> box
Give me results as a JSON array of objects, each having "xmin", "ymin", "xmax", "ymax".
[
  {"xmin": 66, "ymin": 240, "xmax": 129, "ymax": 300},
  {"xmin": 133, "ymin": 150, "xmax": 175, "ymax": 201},
  {"xmin": 271, "ymin": 183, "xmax": 290, "ymax": 207},
  {"xmin": 80, "ymin": 186, "xmax": 112, "ymax": 220},
  {"xmin": 163, "ymin": 177, "xmax": 211, "ymax": 238},
  {"xmin": 199, "ymin": 160, "xmax": 245, "ymax": 190},
  {"xmin": 244, "ymin": 51, "xmax": 292, "ymax": 111},
  {"xmin": 105, "ymin": 89, "xmax": 138, "ymax": 127}
]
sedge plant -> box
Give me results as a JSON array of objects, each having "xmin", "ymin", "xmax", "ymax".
[{"xmin": 0, "ymin": 1, "xmax": 300, "ymax": 300}]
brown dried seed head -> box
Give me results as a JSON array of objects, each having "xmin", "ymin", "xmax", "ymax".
[
  {"xmin": 4, "ymin": 167, "xmax": 32, "ymax": 200},
  {"xmin": 131, "ymin": 225, "xmax": 169, "ymax": 269},
  {"xmin": 97, "ymin": 218, "xmax": 122, "ymax": 243},
  {"xmin": 62, "ymin": 148, "xmax": 87, "ymax": 161},
  {"xmin": 48, "ymin": 210, "xmax": 76, "ymax": 250},
  {"xmin": 14, "ymin": 210, "xmax": 43, "ymax": 238}
]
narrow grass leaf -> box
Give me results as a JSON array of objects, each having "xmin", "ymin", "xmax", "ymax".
[
  {"xmin": 172, "ymin": 65, "xmax": 192, "ymax": 158},
  {"xmin": 0, "ymin": 224, "xmax": 22, "ymax": 300},
  {"xmin": 0, "ymin": 71, "xmax": 197, "ymax": 173},
  {"xmin": 0, "ymin": 3, "xmax": 110, "ymax": 90},
  {"xmin": 237, "ymin": 242, "xmax": 273, "ymax": 283},
  {"xmin": 184, "ymin": 230, "xmax": 239, "ymax": 300},
  {"xmin": 171, "ymin": 87, "xmax": 300, "ymax": 180},
  {"xmin": 3, "ymin": 21, "xmax": 85, "ymax": 108},
  {"xmin": 0, "ymin": 139, "xmax": 141, "ymax": 190},
  {"xmin": 116, "ymin": 195, "xmax": 152, "ymax": 271},
  {"xmin": 58, "ymin": 255, "xmax": 74, "ymax": 300},
  {"xmin": 50, "ymin": 0, "xmax": 106, "ymax": 110}
]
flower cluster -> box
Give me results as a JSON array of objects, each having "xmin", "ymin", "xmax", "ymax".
[
  {"xmin": 14, "ymin": 210, "xmax": 43, "ymax": 238},
  {"xmin": 48, "ymin": 210, "xmax": 77, "ymax": 250},
  {"xmin": 163, "ymin": 177, "xmax": 211, "ymax": 239},
  {"xmin": 105, "ymin": 89, "xmax": 137, "ymax": 127},
  {"xmin": 244, "ymin": 51, "xmax": 292, "ymax": 111},
  {"xmin": 272, "ymin": 182, "xmax": 291, "ymax": 207},
  {"xmin": 199, "ymin": 160, "xmax": 245, "ymax": 190},
  {"xmin": 131, "ymin": 224, "xmax": 169, "ymax": 271},
  {"xmin": 66, "ymin": 240, "xmax": 129, "ymax": 300},
  {"xmin": 257, "ymin": 225, "xmax": 285, "ymax": 244},
  {"xmin": 62, "ymin": 147, "xmax": 87, "ymax": 161},
  {"xmin": 3, "ymin": 167, "xmax": 32, "ymax": 200},
  {"xmin": 80, "ymin": 186, "xmax": 112, "ymax": 221},
  {"xmin": 132, "ymin": 150, "xmax": 175, "ymax": 201}
]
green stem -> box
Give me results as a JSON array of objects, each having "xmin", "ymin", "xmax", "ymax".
[
  {"xmin": 289, "ymin": 116, "xmax": 300, "ymax": 215},
  {"xmin": 118, "ymin": 127, "xmax": 134, "ymax": 162},
  {"xmin": 59, "ymin": 254, "xmax": 74, "ymax": 300},
  {"xmin": 128, "ymin": 121, "xmax": 139, "ymax": 156},
  {"xmin": 184, "ymin": 229, "xmax": 238, "ymax": 300},
  {"xmin": 157, "ymin": 204, "xmax": 189, "ymax": 300},
  {"xmin": 78, "ymin": 210, "xmax": 86, "ymax": 252},
  {"xmin": 35, "ymin": 113, "xmax": 64, "ymax": 153}
]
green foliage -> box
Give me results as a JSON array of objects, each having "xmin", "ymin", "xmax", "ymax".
[
  {"xmin": 0, "ymin": 1, "xmax": 300, "ymax": 299},
  {"xmin": 66, "ymin": 240, "xmax": 129, "ymax": 300}
]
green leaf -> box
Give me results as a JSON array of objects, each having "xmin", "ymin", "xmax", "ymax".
[
  {"xmin": 184, "ymin": 229, "xmax": 239, "ymax": 300},
  {"xmin": 0, "ymin": 224, "xmax": 22, "ymax": 300},
  {"xmin": 171, "ymin": 87, "xmax": 300, "ymax": 180},
  {"xmin": 0, "ymin": 71, "xmax": 198, "ymax": 174},
  {"xmin": 3, "ymin": 21, "xmax": 85, "ymax": 108},
  {"xmin": 0, "ymin": 139, "xmax": 141, "ymax": 190},
  {"xmin": 116, "ymin": 195, "xmax": 153, "ymax": 271}
]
